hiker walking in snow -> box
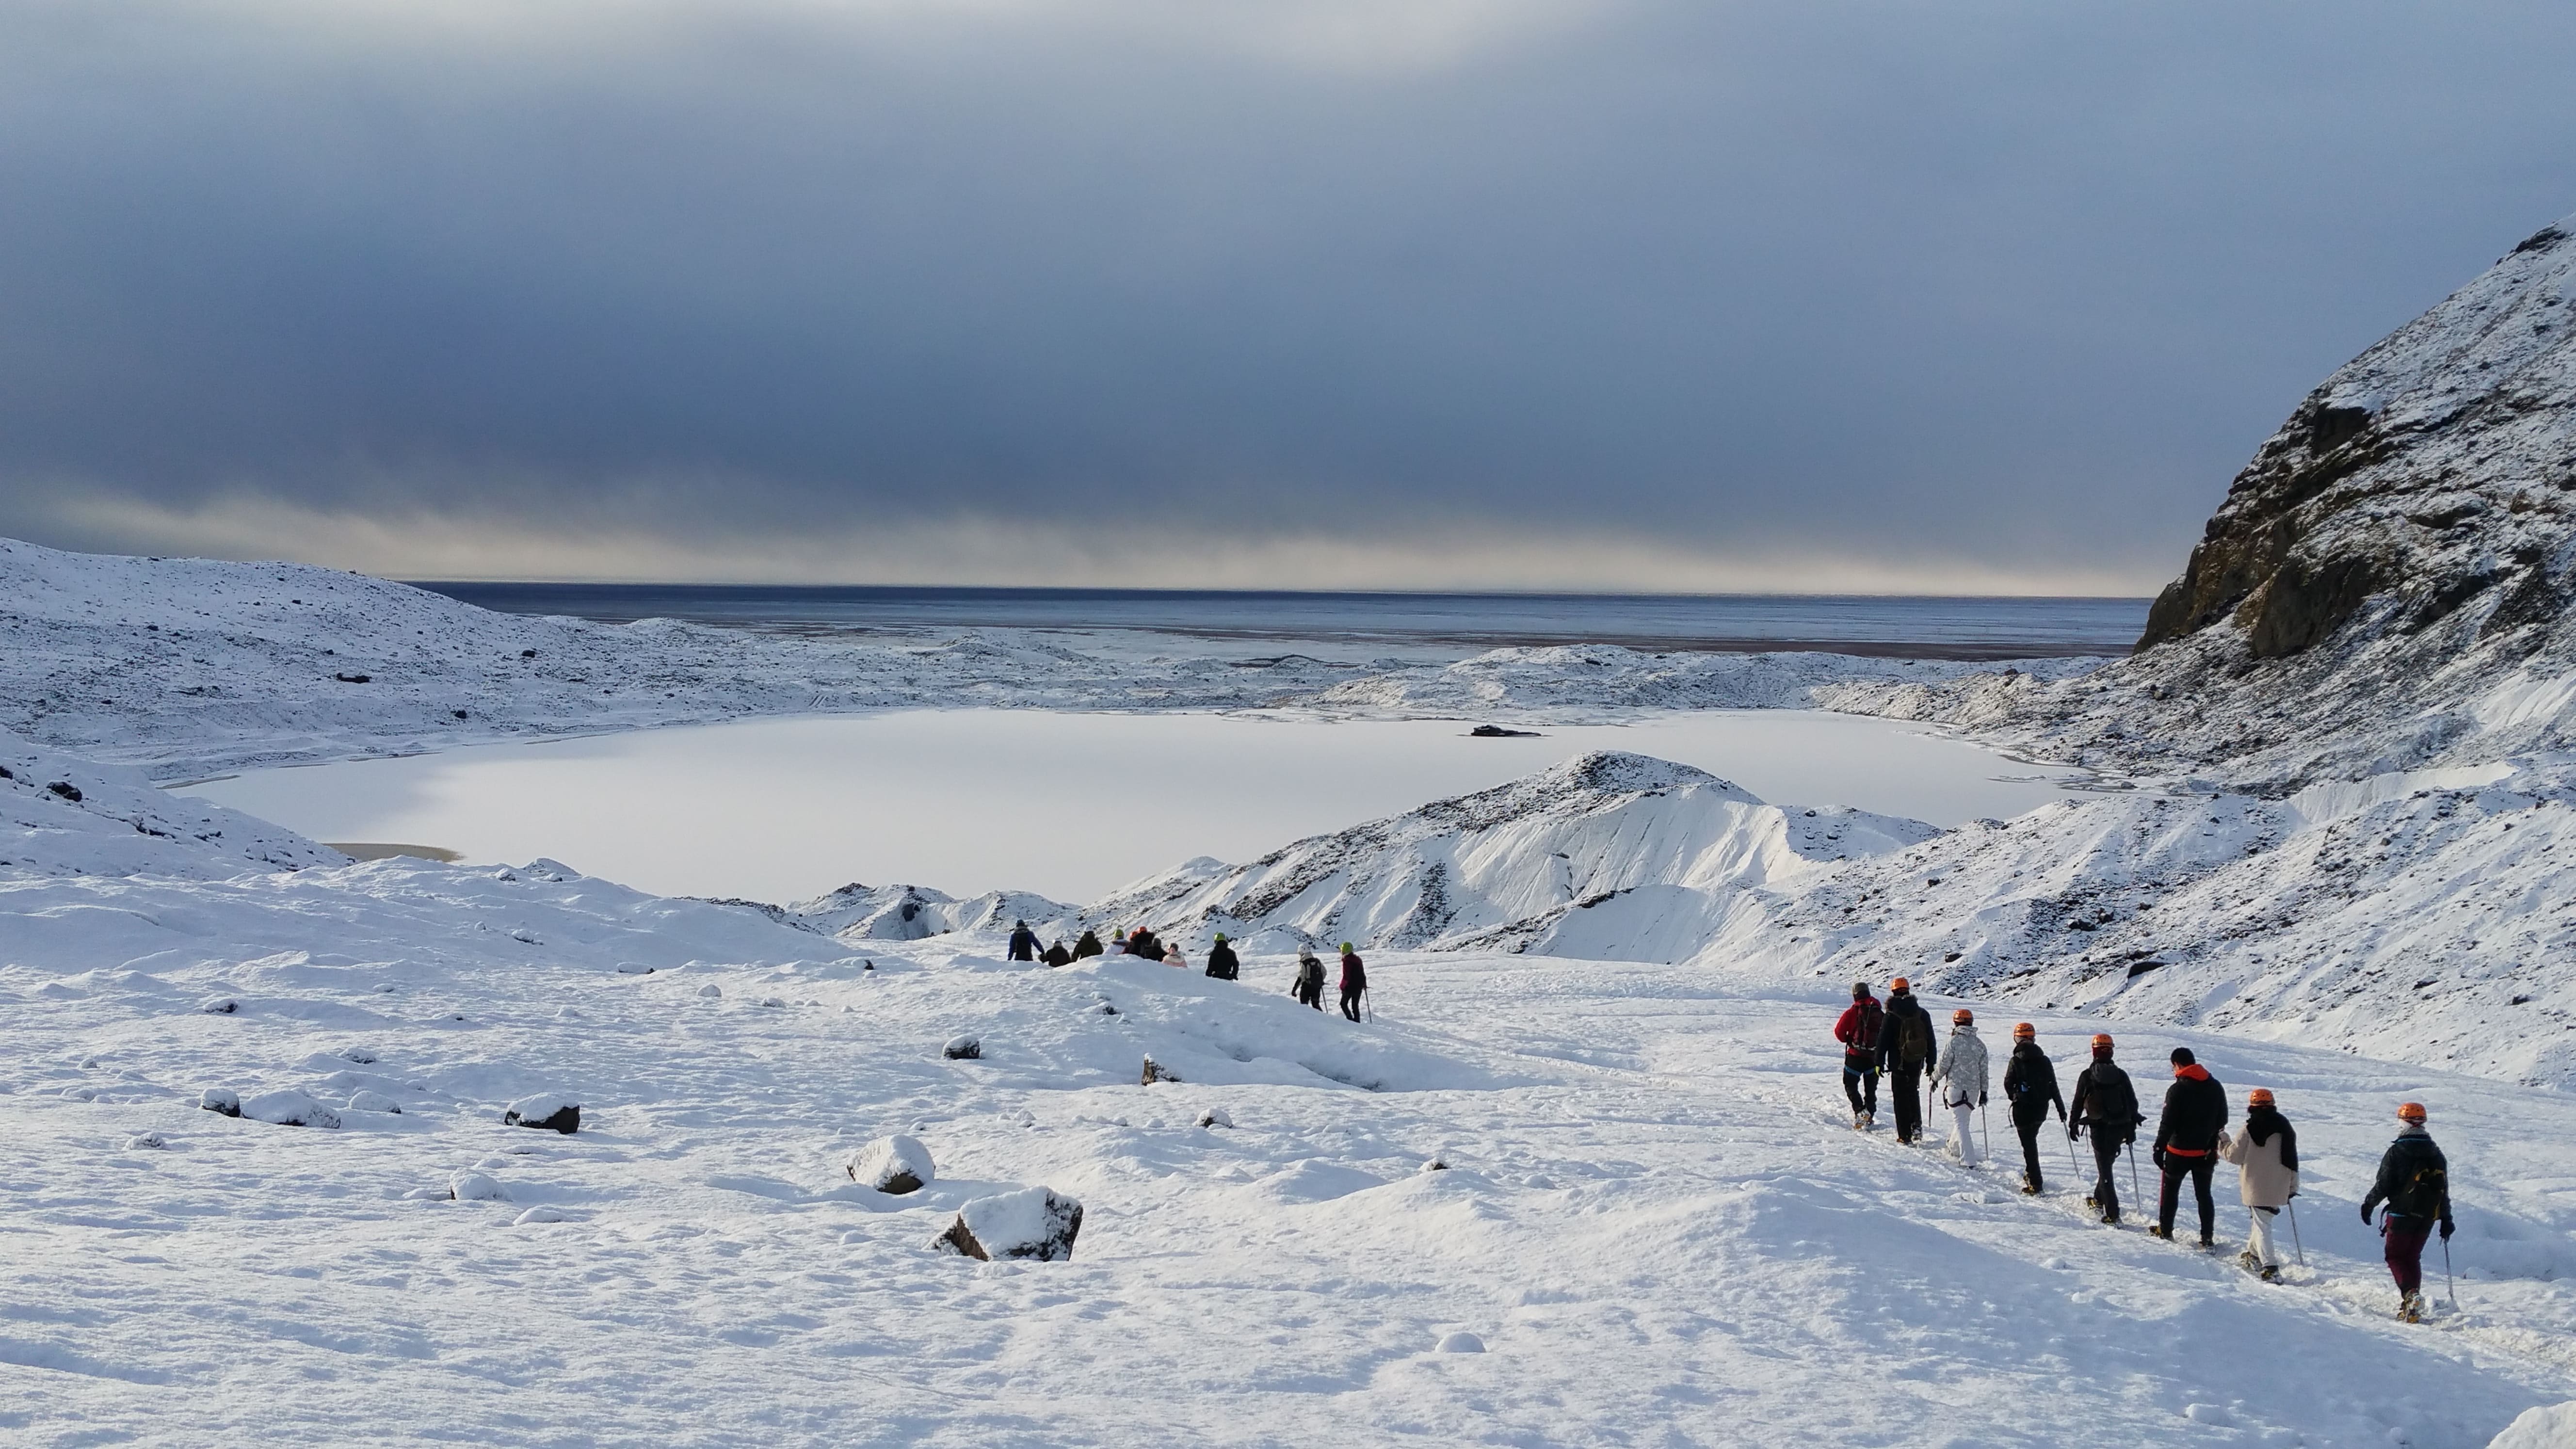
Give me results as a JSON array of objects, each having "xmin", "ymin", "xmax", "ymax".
[
  {"xmin": 2002, "ymin": 1023, "xmax": 2067, "ymax": 1195},
  {"xmin": 1878, "ymin": 979, "xmax": 1937, "ymax": 1145},
  {"xmin": 1205, "ymin": 934, "xmax": 1240, "ymax": 981},
  {"xmin": 2359, "ymin": 1102, "xmax": 2454, "ymax": 1322},
  {"xmin": 1042, "ymin": 939, "xmax": 1072, "ymax": 967},
  {"xmin": 1833, "ymin": 982, "xmax": 1885, "ymax": 1130},
  {"xmin": 1006, "ymin": 920, "xmax": 1041, "ymax": 962},
  {"xmin": 1126, "ymin": 926, "xmax": 1164, "ymax": 959},
  {"xmin": 1338, "ymin": 943, "xmax": 1368, "ymax": 1022},
  {"xmin": 2068, "ymin": 1034, "xmax": 2141, "ymax": 1224},
  {"xmin": 1072, "ymin": 928, "xmax": 1104, "ymax": 960},
  {"xmin": 2151, "ymin": 1047, "xmax": 2228, "ymax": 1246},
  {"xmin": 2217, "ymin": 1087, "xmax": 2298, "ymax": 1281},
  {"xmin": 1929, "ymin": 1008, "xmax": 1989, "ymax": 1165},
  {"xmin": 1293, "ymin": 948, "xmax": 1326, "ymax": 1009}
]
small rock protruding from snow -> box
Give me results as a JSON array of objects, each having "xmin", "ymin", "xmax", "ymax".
[
  {"xmin": 199, "ymin": 997, "xmax": 240, "ymax": 1015},
  {"xmin": 849, "ymin": 1134, "xmax": 936, "ymax": 1194},
  {"xmin": 126, "ymin": 1131, "xmax": 167, "ymax": 1150},
  {"xmin": 449, "ymin": 1172, "xmax": 511, "ymax": 1202},
  {"xmin": 1196, "ymin": 1107, "xmax": 1232, "ymax": 1129},
  {"xmin": 242, "ymin": 1090, "xmax": 341, "ymax": 1128},
  {"xmin": 502, "ymin": 1095, "xmax": 582, "ymax": 1134},
  {"xmin": 1141, "ymin": 1056, "xmax": 1179, "ymax": 1085},
  {"xmin": 934, "ymin": 1186, "xmax": 1084, "ymax": 1262},
  {"xmin": 346, "ymin": 1090, "xmax": 403, "ymax": 1114},
  {"xmin": 338, "ymin": 1046, "xmax": 379, "ymax": 1064},
  {"xmin": 942, "ymin": 1035, "xmax": 982, "ymax": 1061},
  {"xmin": 1436, "ymin": 1332, "xmax": 1486, "ymax": 1353},
  {"xmin": 1421, "ymin": 1156, "xmax": 1449, "ymax": 1173},
  {"xmin": 198, "ymin": 1088, "xmax": 242, "ymax": 1117}
]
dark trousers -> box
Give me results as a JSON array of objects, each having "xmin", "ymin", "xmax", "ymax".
[
  {"xmin": 1889, "ymin": 1068, "xmax": 1924, "ymax": 1143},
  {"xmin": 1340, "ymin": 985, "xmax": 1364, "ymax": 1021},
  {"xmin": 2159, "ymin": 1154, "xmax": 2216, "ymax": 1240},
  {"xmin": 2088, "ymin": 1133, "xmax": 2125, "ymax": 1218},
  {"xmin": 2014, "ymin": 1111, "xmax": 2048, "ymax": 1190},
  {"xmin": 1295, "ymin": 979, "xmax": 1322, "ymax": 1009},
  {"xmin": 2383, "ymin": 1219, "xmax": 2434, "ymax": 1297},
  {"xmin": 1841, "ymin": 1063, "xmax": 1879, "ymax": 1117}
]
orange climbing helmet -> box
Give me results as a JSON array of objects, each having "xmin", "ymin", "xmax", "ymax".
[
  {"xmin": 2012, "ymin": 1022, "xmax": 2035, "ymax": 1039},
  {"xmin": 2247, "ymin": 1088, "xmax": 2275, "ymax": 1107},
  {"xmin": 2398, "ymin": 1101, "xmax": 2428, "ymax": 1124},
  {"xmin": 2090, "ymin": 1033, "xmax": 2114, "ymax": 1051},
  {"xmin": 1890, "ymin": 977, "xmax": 1911, "ymax": 992},
  {"xmin": 1951, "ymin": 1008, "xmax": 1974, "ymax": 1025}
]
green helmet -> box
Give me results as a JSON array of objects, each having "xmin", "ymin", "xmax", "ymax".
[
  {"xmin": 1213, "ymin": 933, "xmax": 1227, "ymax": 942},
  {"xmin": 1340, "ymin": 942, "xmax": 1354, "ymax": 952}
]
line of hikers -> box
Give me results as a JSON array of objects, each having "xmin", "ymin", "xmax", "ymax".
[
  {"xmin": 1833, "ymin": 978, "xmax": 2457, "ymax": 1322},
  {"xmin": 1005, "ymin": 921, "xmax": 1374, "ymax": 1022}
]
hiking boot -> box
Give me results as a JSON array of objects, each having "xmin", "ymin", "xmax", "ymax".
[
  {"xmin": 2258, "ymin": 1265, "xmax": 2279, "ymax": 1282},
  {"xmin": 2101, "ymin": 1211, "xmax": 2120, "ymax": 1225},
  {"xmin": 2238, "ymin": 1251, "xmax": 2260, "ymax": 1271},
  {"xmin": 2082, "ymin": 1193, "xmax": 2097, "ymax": 1208},
  {"xmin": 2199, "ymin": 1234, "xmax": 2215, "ymax": 1250},
  {"xmin": 2147, "ymin": 1225, "xmax": 2173, "ymax": 1240},
  {"xmin": 2019, "ymin": 1182, "xmax": 2040, "ymax": 1196},
  {"xmin": 2399, "ymin": 1293, "xmax": 2422, "ymax": 1324}
]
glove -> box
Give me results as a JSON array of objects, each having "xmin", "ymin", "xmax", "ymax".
[
  {"xmin": 1978, "ymin": 1093, "xmax": 1987, "ymax": 1107},
  {"xmin": 2068, "ymin": 1123, "xmax": 2081, "ymax": 1141},
  {"xmin": 2440, "ymin": 1221, "xmax": 2454, "ymax": 1241},
  {"xmin": 2360, "ymin": 1204, "xmax": 2373, "ymax": 1225},
  {"xmin": 2152, "ymin": 1149, "xmax": 2168, "ymax": 1171}
]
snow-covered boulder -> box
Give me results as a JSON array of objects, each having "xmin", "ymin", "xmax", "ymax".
[
  {"xmin": 346, "ymin": 1090, "xmax": 402, "ymax": 1114},
  {"xmin": 242, "ymin": 1090, "xmax": 340, "ymax": 1129},
  {"xmin": 449, "ymin": 1173, "xmax": 511, "ymax": 1203},
  {"xmin": 198, "ymin": 1088, "xmax": 242, "ymax": 1117},
  {"xmin": 1436, "ymin": 1332, "xmax": 1486, "ymax": 1353},
  {"xmin": 502, "ymin": 1095, "xmax": 581, "ymax": 1134},
  {"xmin": 1196, "ymin": 1107, "xmax": 1231, "ymax": 1129},
  {"xmin": 2487, "ymin": 1402, "xmax": 2576, "ymax": 1449},
  {"xmin": 848, "ymin": 1134, "xmax": 935, "ymax": 1195},
  {"xmin": 942, "ymin": 1034, "xmax": 982, "ymax": 1061},
  {"xmin": 934, "ymin": 1186, "xmax": 1084, "ymax": 1262}
]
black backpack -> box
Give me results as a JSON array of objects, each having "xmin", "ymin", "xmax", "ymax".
[
  {"xmin": 1893, "ymin": 1007, "xmax": 1932, "ymax": 1068},
  {"xmin": 2390, "ymin": 1156, "xmax": 2448, "ymax": 1221}
]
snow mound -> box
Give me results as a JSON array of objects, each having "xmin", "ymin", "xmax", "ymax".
[
  {"xmin": 346, "ymin": 1090, "xmax": 402, "ymax": 1114},
  {"xmin": 935, "ymin": 1186, "xmax": 1083, "ymax": 1262},
  {"xmin": 2489, "ymin": 1402, "xmax": 2576, "ymax": 1449},
  {"xmin": 1087, "ymin": 750, "xmax": 1934, "ymax": 958},
  {"xmin": 241, "ymin": 1090, "xmax": 339, "ymax": 1129},
  {"xmin": 849, "ymin": 1134, "xmax": 935, "ymax": 1195},
  {"xmin": 449, "ymin": 1173, "xmax": 511, "ymax": 1203},
  {"xmin": 1436, "ymin": 1332, "xmax": 1486, "ymax": 1354}
]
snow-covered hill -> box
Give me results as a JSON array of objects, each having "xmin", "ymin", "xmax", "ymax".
[
  {"xmin": 1080, "ymin": 751, "xmax": 1936, "ymax": 956},
  {"xmin": 0, "ymin": 726, "xmax": 342, "ymax": 879},
  {"xmin": 771, "ymin": 881, "xmax": 1081, "ymax": 944},
  {"xmin": 1823, "ymin": 211, "xmax": 2576, "ymax": 790}
]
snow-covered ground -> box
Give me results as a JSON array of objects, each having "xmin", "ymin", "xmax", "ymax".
[{"xmin": 6, "ymin": 856, "xmax": 2572, "ymax": 1446}]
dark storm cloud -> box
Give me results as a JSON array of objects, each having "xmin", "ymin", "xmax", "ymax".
[{"xmin": 3, "ymin": 0, "xmax": 2573, "ymax": 586}]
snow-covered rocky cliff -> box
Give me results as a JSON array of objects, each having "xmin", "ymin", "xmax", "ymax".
[
  {"xmin": 1824, "ymin": 212, "xmax": 2576, "ymax": 790},
  {"xmin": 1079, "ymin": 751, "xmax": 1935, "ymax": 957}
]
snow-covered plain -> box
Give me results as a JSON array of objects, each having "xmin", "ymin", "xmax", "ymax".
[{"xmin": 8, "ymin": 859, "xmax": 2573, "ymax": 1447}]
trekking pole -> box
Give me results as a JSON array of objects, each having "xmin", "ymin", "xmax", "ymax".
[
  {"xmin": 2064, "ymin": 1126, "xmax": 2080, "ymax": 1180},
  {"xmin": 2126, "ymin": 1143, "xmax": 2141, "ymax": 1208},
  {"xmin": 1980, "ymin": 1102, "xmax": 1991, "ymax": 1161},
  {"xmin": 2286, "ymin": 1200, "xmax": 2305, "ymax": 1267},
  {"xmin": 2443, "ymin": 1237, "xmax": 2457, "ymax": 1309}
]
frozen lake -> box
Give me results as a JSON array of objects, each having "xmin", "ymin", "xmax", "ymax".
[{"xmin": 175, "ymin": 709, "xmax": 2084, "ymax": 904}]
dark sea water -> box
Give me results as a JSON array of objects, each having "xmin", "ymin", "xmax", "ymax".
[{"xmin": 411, "ymin": 583, "xmax": 2150, "ymax": 659}]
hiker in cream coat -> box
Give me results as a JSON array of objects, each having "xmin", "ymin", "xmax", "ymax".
[
  {"xmin": 1928, "ymin": 1009, "xmax": 1990, "ymax": 1166},
  {"xmin": 2218, "ymin": 1087, "xmax": 2301, "ymax": 1279}
]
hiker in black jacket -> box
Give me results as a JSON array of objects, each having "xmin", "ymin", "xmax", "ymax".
[
  {"xmin": 1877, "ymin": 978, "xmax": 1938, "ymax": 1145},
  {"xmin": 2151, "ymin": 1047, "xmax": 2229, "ymax": 1246},
  {"xmin": 1072, "ymin": 929, "xmax": 1104, "ymax": 959},
  {"xmin": 1041, "ymin": 939, "xmax": 1072, "ymax": 967},
  {"xmin": 2002, "ymin": 1023, "xmax": 2067, "ymax": 1195},
  {"xmin": 2359, "ymin": 1101, "xmax": 2455, "ymax": 1322},
  {"xmin": 2068, "ymin": 1034, "xmax": 2141, "ymax": 1224},
  {"xmin": 1204, "ymin": 934, "xmax": 1241, "ymax": 981}
]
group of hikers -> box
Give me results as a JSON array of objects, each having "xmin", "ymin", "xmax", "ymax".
[
  {"xmin": 1833, "ymin": 978, "xmax": 2459, "ymax": 1322},
  {"xmin": 1004, "ymin": 921, "xmax": 1374, "ymax": 1022}
]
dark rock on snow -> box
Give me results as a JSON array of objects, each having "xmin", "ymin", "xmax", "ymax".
[
  {"xmin": 1140, "ymin": 1056, "xmax": 1180, "ymax": 1085},
  {"xmin": 848, "ymin": 1133, "xmax": 936, "ymax": 1194},
  {"xmin": 502, "ymin": 1095, "xmax": 582, "ymax": 1134},
  {"xmin": 935, "ymin": 1186, "xmax": 1084, "ymax": 1262},
  {"xmin": 942, "ymin": 1035, "xmax": 982, "ymax": 1061}
]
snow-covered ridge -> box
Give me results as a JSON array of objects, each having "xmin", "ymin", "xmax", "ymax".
[
  {"xmin": 1822, "ymin": 210, "xmax": 2576, "ymax": 789},
  {"xmin": 0, "ymin": 726, "xmax": 342, "ymax": 879},
  {"xmin": 1078, "ymin": 750, "xmax": 1937, "ymax": 956}
]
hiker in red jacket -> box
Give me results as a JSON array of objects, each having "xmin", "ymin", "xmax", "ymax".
[
  {"xmin": 1833, "ymin": 982, "xmax": 1885, "ymax": 1130},
  {"xmin": 1337, "ymin": 943, "xmax": 1368, "ymax": 1022}
]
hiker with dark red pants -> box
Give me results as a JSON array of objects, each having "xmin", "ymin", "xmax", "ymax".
[
  {"xmin": 1833, "ymin": 982, "xmax": 1885, "ymax": 1130},
  {"xmin": 2068, "ymin": 1034, "xmax": 2141, "ymax": 1224},
  {"xmin": 2360, "ymin": 1101, "xmax": 2454, "ymax": 1322},
  {"xmin": 1337, "ymin": 942, "xmax": 1368, "ymax": 1022},
  {"xmin": 2150, "ymin": 1047, "xmax": 2229, "ymax": 1245},
  {"xmin": 1877, "ymin": 978, "xmax": 1937, "ymax": 1144},
  {"xmin": 2001, "ymin": 1022, "xmax": 2067, "ymax": 1195},
  {"xmin": 2218, "ymin": 1087, "xmax": 2298, "ymax": 1280}
]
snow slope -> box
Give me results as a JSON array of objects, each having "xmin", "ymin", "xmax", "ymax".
[
  {"xmin": 1078, "ymin": 751, "xmax": 1937, "ymax": 957},
  {"xmin": 6, "ymin": 880, "xmax": 2573, "ymax": 1446},
  {"xmin": 0, "ymin": 726, "xmax": 342, "ymax": 879}
]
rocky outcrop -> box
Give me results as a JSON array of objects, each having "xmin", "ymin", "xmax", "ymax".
[{"xmin": 1825, "ymin": 212, "xmax": 2576, "ymax": 789}]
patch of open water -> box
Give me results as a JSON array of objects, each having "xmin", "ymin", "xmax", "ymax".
[{"xmin": 173, "ymin": 709, "xmax": 2083, "ymax": 905}]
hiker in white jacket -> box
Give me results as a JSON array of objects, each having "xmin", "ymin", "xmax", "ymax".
[
  {"xmin": 2218, "ymin": 1087, "xmax": 2300, "ymax": 1279},
  {"xmin": 1929, "ymin": 1009, "xmax": 1990, "ymax": 1165}
]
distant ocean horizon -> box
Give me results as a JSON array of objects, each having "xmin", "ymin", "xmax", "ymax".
[{"xmin": 412, "ymin": 582, "xmax": 2151, "ymax": 660}]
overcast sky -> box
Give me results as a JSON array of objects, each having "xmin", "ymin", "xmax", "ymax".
[{"xmin": 5, "ymin": 0, "xmax": 2573, "ymax": 594}]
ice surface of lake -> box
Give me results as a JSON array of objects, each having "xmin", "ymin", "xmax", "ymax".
[{"xmin": 176, "ymin": 710, "xmax": 2083, "ymax": 903}]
